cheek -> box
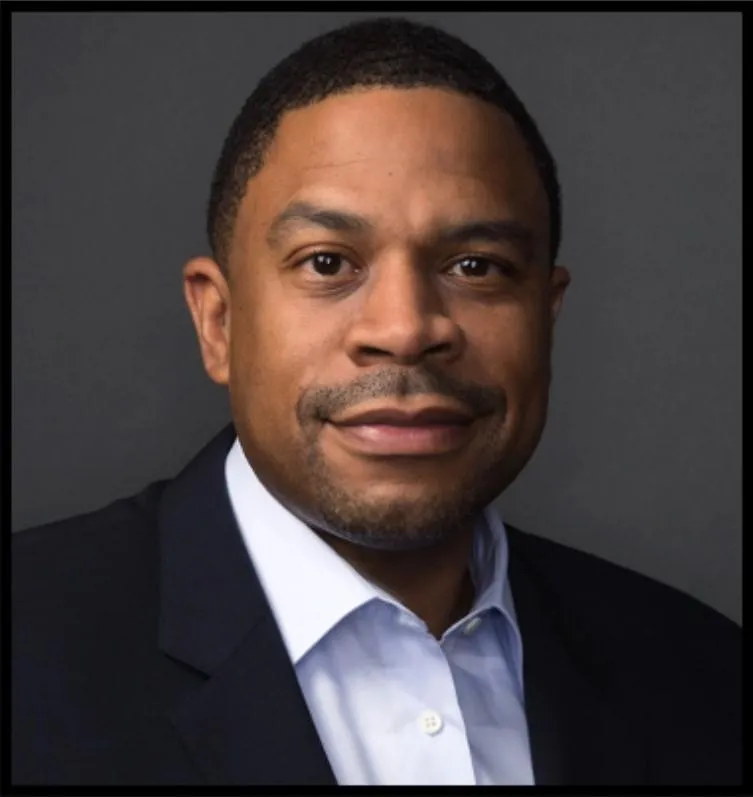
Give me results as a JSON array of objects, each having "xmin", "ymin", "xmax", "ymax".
[
  {"xmin": 469, "ymin": 299, "xmax": 550, "ymax": 374},
  {"xmin": 506, "ymin": 317, "xmax": 553, "ymax": 438},
  {"xmin": 229, "ymin": 293, "xmax": 332, "ymax": 436},
  {"xmin": 465, "ymin": 302, "xmax": 552, "ymax": 433}
]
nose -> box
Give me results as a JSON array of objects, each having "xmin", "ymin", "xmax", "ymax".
[{"xmin": 343, "ymin": 255, "xmax": 464, "ymax": 367}]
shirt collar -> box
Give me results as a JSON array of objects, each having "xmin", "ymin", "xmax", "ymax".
[{"xmin": 225, "ymin": 437, "xmax": 518, "ymax": 664}]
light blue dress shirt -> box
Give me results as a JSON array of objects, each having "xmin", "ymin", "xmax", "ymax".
[{"xmin": 225, "ymin": 438, "xmax": 535, "ymax": 786}]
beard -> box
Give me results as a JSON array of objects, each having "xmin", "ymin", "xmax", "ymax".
[
  {"xmin": 288, "ymin": 365, "xmax": 519, "ymax": 550},
  {"xmin": 300, "ymin": 430, "xmax": 511, "ymax": 551}
]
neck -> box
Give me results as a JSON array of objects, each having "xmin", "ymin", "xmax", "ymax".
[{"xmin": 317, "ymin": 523, "xmax": 477, "ymax": 639}]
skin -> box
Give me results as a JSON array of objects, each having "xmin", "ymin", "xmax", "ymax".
[{"xmin": 184, "ymin": 87, "xmax": 570, "ymax": 638}]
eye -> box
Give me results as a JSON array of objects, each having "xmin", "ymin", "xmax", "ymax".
[
  {"xmin": 300, "ymin": 251, "xmax": 354, "ymax": 277},
  {"xmin": 447, "ymin": 256, "xmax": 514, "ymax": 280}
]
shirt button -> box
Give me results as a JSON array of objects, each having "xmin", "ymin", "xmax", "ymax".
[
  {"xmin": 417, "ymin": 709, "xmax": 444, "ymax": 736},
  {"xmin": 463, "ymin": 616, "xmax": 483, "ymax": 635}
]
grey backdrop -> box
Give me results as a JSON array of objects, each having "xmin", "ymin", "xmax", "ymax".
[{"xmin": 12, "ymin": 11, "xmax": 742, "ymax": 623}]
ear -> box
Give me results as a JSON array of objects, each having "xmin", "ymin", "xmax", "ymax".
[
  {"xmin": 183, "ymin": 257, "xmax": 231, "ymax": 385},
  {"xmin": 548, "ymin": 265, "xmax": 571, "ymax": 326}
]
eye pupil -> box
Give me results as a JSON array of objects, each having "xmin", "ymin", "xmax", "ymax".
[
  {"xmin": 313, "ymin": 253, "xmax": 342, "ymax": 275},
  {"xmin": 459, "ymin": 257, "xmax": 488, "ymax": 276}
]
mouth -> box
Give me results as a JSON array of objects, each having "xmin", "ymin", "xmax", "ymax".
[
  {"xmin": 326, "ymin": 402, "xmax": 477, "ymax": 457},
  {"xmin": 327, "ymin": 420, "xmax": 475, "ymax": 456}
]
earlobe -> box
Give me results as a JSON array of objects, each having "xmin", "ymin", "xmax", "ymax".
[{"xmin": 182, "ymin": 257, "xmax": 231, "ymax": 386}]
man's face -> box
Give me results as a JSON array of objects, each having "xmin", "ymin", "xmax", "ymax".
[{"xmin": 185, "ymin": 87, "xmax": 569, "ymax": 550}]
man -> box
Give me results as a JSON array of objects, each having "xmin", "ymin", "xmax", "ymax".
[{"xmin": 12, "ymin": 17, "xmax": 741, "ymax": 787}]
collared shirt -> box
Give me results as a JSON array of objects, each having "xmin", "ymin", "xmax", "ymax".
[{"xmin": 225, "ymin": 438, "xmax": 535, "ymax": 786}]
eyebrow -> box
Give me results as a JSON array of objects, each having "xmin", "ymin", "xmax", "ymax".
[
  {"xmin": 435, "ymin": 219, "xmax": 536, "ymax": 258},
  {"xmin": 266, "ymin": 200, "xmax": 537, "ymax": 259},
  {"xmin": 266, "ymin": 202, "xmax": 373, "ymax": 248}
]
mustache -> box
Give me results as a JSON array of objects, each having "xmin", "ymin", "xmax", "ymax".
[{"xmin": 297, "ymin": 366, "xmax": 506, "ymax": 423}]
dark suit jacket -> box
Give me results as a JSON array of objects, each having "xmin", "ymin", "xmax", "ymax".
[{"xmin": 11, "ymin": 424, "xmax": 742, "ymax": 786}]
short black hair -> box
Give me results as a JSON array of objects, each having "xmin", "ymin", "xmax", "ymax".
[{"xmin": 207, "ymin": 16, "xmax": 561, "ymax": 271}]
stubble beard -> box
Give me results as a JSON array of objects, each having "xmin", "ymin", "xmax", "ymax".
[{"xmin": 301, "ymin": 431, "xmax": 510, "ymax": 552}]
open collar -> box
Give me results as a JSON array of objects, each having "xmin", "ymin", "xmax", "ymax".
[
  {"xmin": 224, "ymin": 436, "xmax": 522, "ymax": 668},
  {"xmin": 156, "ymin": 423, "xmax": 647, "ymax": 785}
]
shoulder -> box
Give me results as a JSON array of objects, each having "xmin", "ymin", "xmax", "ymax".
[
  {"xmin": 13, "ymin": 479, "xmax": 168, "ymax": 548},
  {"xmin": 505, "ymin": 524, "xmax": 740, "ymax": 668},
  {"xmin": 12, "ymin": 480, "xmax": 173, "ymax": 717},
  {"xmin": 12, "ymin": 480, "xmax": 169, "ymax": 615},
  {"xmin": 507, "ymin": 526, "xmax": 741, "ymax": 782}
]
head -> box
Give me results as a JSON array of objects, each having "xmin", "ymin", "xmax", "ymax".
[{"xmin": 184, "ymin": 17, "xmax": 570, "ymax": 551}]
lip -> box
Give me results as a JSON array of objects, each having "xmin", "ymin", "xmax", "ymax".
[
  {"xmin": 330, "ymin": 402, "xmax": 475, "ymax": 427},
  {"xmin": 328, "ymin": 421, "xmax": 474, "ymax": 456},
  {"xmin": 327, "ymin": 402, "xmax": 476, "ymax": 456}
]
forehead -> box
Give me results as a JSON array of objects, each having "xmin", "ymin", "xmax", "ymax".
[{"xmin": 235, "ymin": 87, "xmax": 548, "ymax": 254}]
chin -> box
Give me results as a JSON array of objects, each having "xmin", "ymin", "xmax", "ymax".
[
  {"xmin": 315, "ymin": 507, "xmax": 468, "ymax": 552},
  {"xmin": 306, "ymin": 473, "xmax": 491, "ymax": 552}
]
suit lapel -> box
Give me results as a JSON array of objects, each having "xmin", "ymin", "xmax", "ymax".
[
  {"xmin": 169, "ymin": 612, "xmax": 335, "ymax": 785},
  {"xmin": 157, "ymin": 424, "xmax": 336, "ymax": 785},
  {"xmin": 507, "ymin": 527, "xmax": 648, "ymax": 785}
]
